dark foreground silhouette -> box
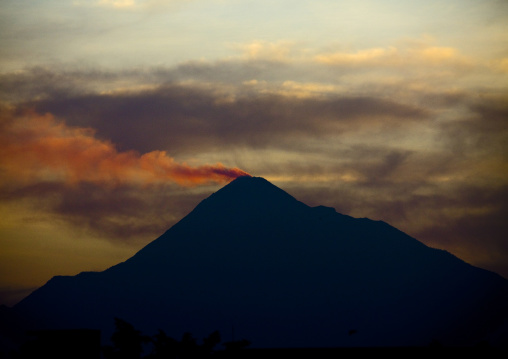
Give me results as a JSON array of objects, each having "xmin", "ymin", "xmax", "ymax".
[
  {"xmin": 8, "ymin": 317, "xmax": 506, "ymax": 359},
  {"xmin": 9, "ymin": 318, "xmax": 247, "ymax": 359}
]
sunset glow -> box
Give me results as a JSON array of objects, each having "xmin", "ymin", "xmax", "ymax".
[{"xmin": 1, "ymin": 0, "xmax": 507, "ymax": 306}]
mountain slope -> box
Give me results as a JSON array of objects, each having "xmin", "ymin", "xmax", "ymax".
[{"xmin": 13, "ymin": 176, "xmax": 508, "ymax": 348}]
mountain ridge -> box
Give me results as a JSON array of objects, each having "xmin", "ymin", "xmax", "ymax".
[{"xmin": 9, "ymin": 176, "xmax": 508, "ymax": 348}]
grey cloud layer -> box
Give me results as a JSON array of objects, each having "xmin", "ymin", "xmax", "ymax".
[{"xmin": 15, "ymin": 81, "xmax": 428, "ymax": 154}]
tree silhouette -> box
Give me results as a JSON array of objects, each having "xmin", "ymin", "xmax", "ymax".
[
  {"xmin": 103, "ymin": 318, "xmax": 151, "ymax": 359},
  {"xmin": 103, "ymin": 318, "xmax": 227, "ymax": 359},
  {"xmin": 147, "ymin": 329, "xmax": 179, "ymax": 358},
  {"xmin": 201, "ymin": 330, "xmax": 221, "ymax": 353}
]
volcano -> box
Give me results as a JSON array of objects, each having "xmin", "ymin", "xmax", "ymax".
[{"xmin": 11, "ymin": 176, "xmax": 508, "ymax": 348}]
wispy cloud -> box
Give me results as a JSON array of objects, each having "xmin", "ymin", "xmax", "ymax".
[
  {"xmin": 230, "ymin": 40, "xmax": 303, "ymax": 62},
  {"xmin": 96, "ymin": 0, "xmax": 136, "ymax": 8},
  {"xmin": 315, "ymin": 43, "xmax": 472, "ymax": 70},
  {"xmin": 73, "ymin": 0, "xmax": 193, "ymax": 10},
  {"xmin": 22, "ymin": 84, "xmax": 427, "ymax": 156}
]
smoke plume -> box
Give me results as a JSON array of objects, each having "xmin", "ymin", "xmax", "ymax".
[{"xmin": 0, "ymin": 109, "xmax": 250, "ymax": 189}]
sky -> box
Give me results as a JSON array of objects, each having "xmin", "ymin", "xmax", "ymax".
[{"xmin": 1, "ymin": 0, "xmax": 508, "ymax": 306}]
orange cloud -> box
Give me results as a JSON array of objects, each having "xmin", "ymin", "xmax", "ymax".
[{"xmin": 0, "ymin": 109, "xmax": 250, "ymax": 188}]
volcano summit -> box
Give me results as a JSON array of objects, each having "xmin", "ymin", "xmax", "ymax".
[{"xmin": 11, "ymin": 176, "xmax": 508, "ymax": 348}]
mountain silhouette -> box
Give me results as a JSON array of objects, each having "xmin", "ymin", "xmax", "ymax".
[{"xmin": 10, "ymin": 176, "xmax": 508, "ymax": 348}]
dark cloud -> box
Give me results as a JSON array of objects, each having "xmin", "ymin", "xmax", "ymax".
[
  {"xmin": 438, "ymin": 94, "xmax": 508, "ymax": 156},
  {"xmin": 1, "ymin": 65, "xmax": 431, "ymax": 155},
  {"xmin": 467, "ymin": 96, "xmax": 508, "ymax": 154},
  {"xmin": 470, "ymin": 96, "xmax": 508, "ymax": 126},
  {"xmin": 52, "ymin": 184, "xmax": 209, "ymax": 242},
  {"xmin": 413, "ymin": 185, "xmax": 508, "ymax": 278},
  {"xmin": 342, "ymin": 147, "xmax": 414, "ymax": 184},
  {"xmin": 0, "ymin": 66, "xmax": 117, "ymax": 101},
  {"xmin": 0, "ymin": 61, "xmax": 297, "ymax": 103},
  {"xmin": 21, "ymin": 83, "xmax": 428, "ymax": 154},
  {"xmin": 0, "ymin": 180, "xmax": 212, "ymax": 243},
  {"xmin": 168, "ymin": 59, "xmax": 295, "ymax": 84}
]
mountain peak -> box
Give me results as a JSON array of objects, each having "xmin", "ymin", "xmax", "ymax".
[
  {"xmin": 216, "ymin": 176, "xmax": 292, "ymax": 199},
  {"xmin": 221, "ymin": 175, "xmax": 271, "ymax": 189},
  {"xmin": 191, "ymin": 176, "xmax": 308, "ymax": 217},
  {"xmin": 218, "ymin": 176, "xmax": 284, "ymax": 194}
]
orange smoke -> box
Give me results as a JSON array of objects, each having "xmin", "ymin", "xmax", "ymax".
[{"xmin": 0, "ymin": 110, "xmax": 250, "ymax": 188}]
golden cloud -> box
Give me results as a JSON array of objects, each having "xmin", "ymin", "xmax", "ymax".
[
  {"xmin": 315, "ymin": 44, "xmax": 471, "ymax": 69},
  {"xmin": 97, "ymin": 0, "xmax": 136, "ymax": 7},
  {"xmin": 231, "ymin": 40, "xmax": 299, "ymax": 62}
]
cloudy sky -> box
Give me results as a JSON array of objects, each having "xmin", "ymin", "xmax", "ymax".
[{"xmin": 1, "ymin": 0, "xmax": 508, "ymax": 306}]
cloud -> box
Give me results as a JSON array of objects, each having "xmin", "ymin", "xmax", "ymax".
[
  {"xmin": 0, "ymin": 180, "xmax": 205, "ymax": 242},
  {"xmin": 435, "ymin": 93, "xmax": 508, "ymax": 163},
  {"xmin": 491, "ymin": 58, "xmax": 508, "ymax": 73},
  {"xmin": 21, "ymin": 82, "xmax": 428, "ymax": 154},
  {"xmin": 314, "ymin": 43, "xmax": 472, "ymax": 70},
  {"xmin": 230, "ymin": 40, "xmax": 301, "ymax": 62},
  {"xmin": 74, "ymin": 0, "xmax": 192, "ymax": 10},
  {"xmin": 0, "ymin": 108, "xmax": 249, "ymax": 189},
  {"xmin": 403, "ymin": 184, "xmax": 508, "ymax": 277},
  {"xmin": 96, "ymin": 0, "xmax": 136, "ymax": 7}
]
